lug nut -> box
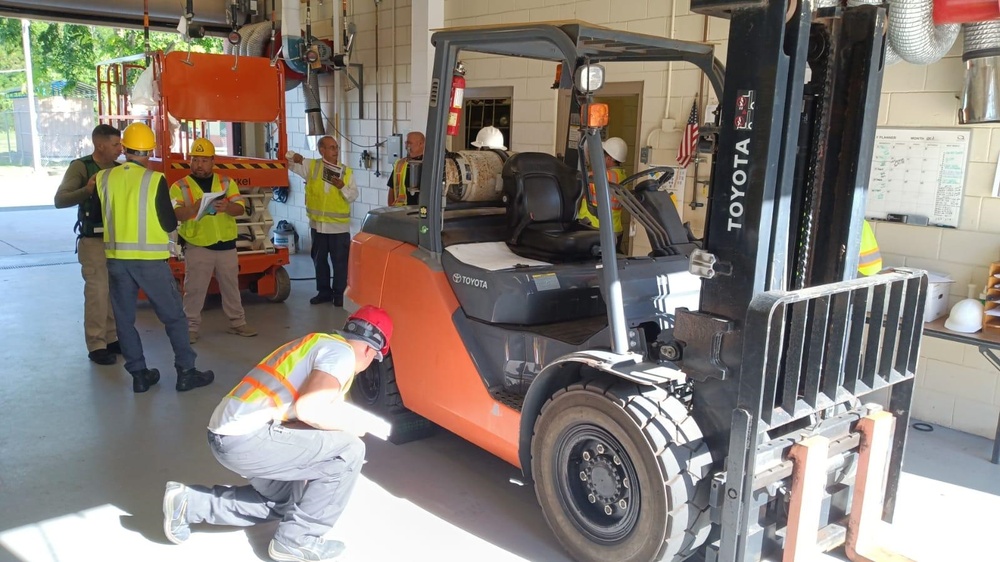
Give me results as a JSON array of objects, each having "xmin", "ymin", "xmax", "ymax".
[
  {"xmin": 604, "ymin": 505, "xmax": 613, "ymax": 515},
  {"xmin": 613, "ymin": 455, "xmax": 621, "ymax": 465},
  {"xmin": 588, "ymin": 493, "xmax": 597, "ymax": 504},
  {"xmin": 596, "ymin": 444, "xmax": 605, "ymax": 454},
  {"xmin": 580, "ymin": 471, "xmax": 588, "ymax": 481},
  {"xmin": 582, "ymin": 451, "xmax": 591, "ymax": 461},
  {"xmin": 618, "ymin": 499, "xmax": 627, "ymax": 509}
]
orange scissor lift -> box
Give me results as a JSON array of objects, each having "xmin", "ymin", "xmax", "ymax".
[{"xmin": 97, "ymin": 50, "xmax": 292, "ymax": 302}]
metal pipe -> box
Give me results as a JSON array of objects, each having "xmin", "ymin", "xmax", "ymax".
[
  {"xmin": 960, "ymin": 20, "xmax": 1000, "ymax": 123},
  {"xmin": 584, "ymin": 129, "xmax": 629, "ymax": 355},
  {"xmin": 887, "ymin": 0, "xmax": 960, "ymax": 65}
]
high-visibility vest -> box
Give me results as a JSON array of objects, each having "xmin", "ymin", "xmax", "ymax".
[
  {"xmin": 170, "ymin": 174, "xmax": 244, "ymax": 247},
  {"xmin": 96, "ymin": 163, "xmax": 170, "ymax": 260},
  {"xmin": 578, "ymin": 167, "xmax": 626, "ymax": 234},
  {"xmin": 858, "ymin": 220, "xmax": 882, "ymax": 276},
  {"xmin": 227, "ymin": 333, "xmax": 355, "ymax": 415},
  {"xmin": 390, "ymin": 158, "xmax": 409, "ymax": 207},
  {"xmin": 305, "ymin": 160, "xmax": 352, "ymax": 225}
]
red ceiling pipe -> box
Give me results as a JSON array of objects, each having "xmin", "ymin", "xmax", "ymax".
[{"xmin": 934, "ymin": 0, "xmax": 1000, "ymax": 24}]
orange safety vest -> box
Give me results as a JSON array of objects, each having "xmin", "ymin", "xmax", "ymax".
[
  {"xmin": 578, "ymin": 167, "xmax": 626, "ymax": 233},
  {"xmin": 227, "ymin": 333, "xmax": 355, "ymax": 411}
]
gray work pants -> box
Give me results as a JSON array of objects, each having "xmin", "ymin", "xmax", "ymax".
[
  {"xmin": 107, "ymin": 258, "xmax": 197, "ymax": 374},
  {"xmin": 186, "ymin": 423, "xmax": 365, "ymax": 546},
  {"xmin": 78, "ymin": 236, "xmax": 117, "ymax": 351}
]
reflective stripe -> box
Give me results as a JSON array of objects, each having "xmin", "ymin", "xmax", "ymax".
[
  {"xmin": 226, "ymin": 334, "xmax": 350, "ymax": 407},
  {"xmin": 312, "ymin": 209, "xmax": 351, "ymax": 219},
  {"xmin": 391, "ymin": 159, "xmax": 408, "ymax": 206},
  {"xmin": 100, "ymin": 170, "xmax": 115, "ymax": 245}
]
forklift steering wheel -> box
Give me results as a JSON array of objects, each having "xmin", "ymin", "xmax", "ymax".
[{"xmin": 619, "ymin": 166, "xmax": 674, "ymax": 193}]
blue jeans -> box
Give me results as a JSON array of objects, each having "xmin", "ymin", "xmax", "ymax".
[
  {"xmin": 185, "ymin": 424, "xmax": 365, "ymax": 545},
  {"xmin": 107, "ymin": 259, "xmax": 197, "ymax": 374}
]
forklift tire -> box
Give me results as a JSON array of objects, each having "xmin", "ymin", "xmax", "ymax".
[
  {"xmin": 267, "ymin": 267, "xmax": 291, "ymax": 303},
  {"xmin": 530, "ymin": 378, "xmax": 712, "ymax": 562},
  {"xmin": 349, "ymin": 353, "xmax": 406, "ymax": 416}
]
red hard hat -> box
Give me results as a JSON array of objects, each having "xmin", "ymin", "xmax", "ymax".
[{"xmin": 344, "ymin": 305, "xmax": 393, "ymax": 360}]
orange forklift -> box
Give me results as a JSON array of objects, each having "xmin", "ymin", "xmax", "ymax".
[
  {"xmin": 97, "ymin": 50, "xmax": 291, "ymax": 302},
  {"xmin": 347, "ymin": 10, "xmax": 928, "ymax": 562}
]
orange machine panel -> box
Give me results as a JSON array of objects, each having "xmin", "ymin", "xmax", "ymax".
[
  {"xmin": 160, "ymin": 51, "xmax": 281, "ymax": 123},
  {"xmin": 163, "ymin": 157, "xmax": 290, "ymax": 188},
  {"xmin": 378, "ymin": 242, "xmax": 522, "ymax": 468}
]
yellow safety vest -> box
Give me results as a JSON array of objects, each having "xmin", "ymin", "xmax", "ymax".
[
  {"xmin": 96, "ymin": 163, "xmax": 170, "ymax": 260},
  {"xmin": 578, "ymin": 167, "xmax": 626, "ymax": 234},
  {"xmin": 170, "ymin": 174, "xmax": 244, "ymax": 247},
  {"xmin": 390, "ymin": 158, "xmax": 409, "ymax": 207},
  {"xmin": 306, "ymin": 160, "xmax": 352, "ymax": 225},
  {"xmin": 227, "ymin": 333, "xmax": 355, "ymax": 412},
  {"xmin": 858, "ymin": 220, "xmax": 882, "ymax": 276}
]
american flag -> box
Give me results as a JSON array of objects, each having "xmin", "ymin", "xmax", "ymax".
[{"xmin": 677, "ymin": 100, "xmax": 699, "ymax": 168}]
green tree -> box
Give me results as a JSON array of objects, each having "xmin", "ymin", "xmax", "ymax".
[{"xmin": 0, "ymin": 17, "xmax": 222, "ymax": 96}]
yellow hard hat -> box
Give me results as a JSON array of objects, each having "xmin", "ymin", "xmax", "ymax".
[
  {"xmin": 191, "ymin": 138, "xmax": 216, "ymax": 157},
  {"xmin": 122, "ymin": 122, "xmax": 156, "ymax": 152}
]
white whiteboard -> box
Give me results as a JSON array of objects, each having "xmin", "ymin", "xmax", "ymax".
[{"xmin": 866, "ymin": 128, "xmax": 970, "ymax": 227}]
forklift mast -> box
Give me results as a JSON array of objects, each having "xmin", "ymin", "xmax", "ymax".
[{"xmin": 677, "ymin": 0, "xmax": 927, "ymax": 559}]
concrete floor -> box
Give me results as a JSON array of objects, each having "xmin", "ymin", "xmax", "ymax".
[{"xmin": 0, "ymin": 206, "xmax": 997, "ymax": 562}]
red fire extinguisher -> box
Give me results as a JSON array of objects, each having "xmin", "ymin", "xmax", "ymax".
[{"xmin": 447, "ymin": 62, "xmax": 466, "ymax": 137}]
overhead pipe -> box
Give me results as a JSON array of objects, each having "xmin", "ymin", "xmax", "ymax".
[
  {"xmin": 887, "ymin": 0, "xmax": 960, "ymax": 65},
  {"xmin": 960, "ymin": 20, "xmax": 1000, "ymax": 123}
]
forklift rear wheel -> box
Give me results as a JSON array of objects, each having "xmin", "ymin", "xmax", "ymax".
[
  {"xmin": 349, "ymin": 353, "xmax": 406, "ymax": 416},
  {"xmin": 531, "ymin": 379, "xmax": 711, "ymax": 562},
  {"xmin": 267, "ymin": 267, "xmax": 291, "ymax": 303}
]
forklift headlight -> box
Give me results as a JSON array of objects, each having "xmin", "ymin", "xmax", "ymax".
[{"xmin": 575, "ymin": 64, "xmax": 605, "ymax": 94}]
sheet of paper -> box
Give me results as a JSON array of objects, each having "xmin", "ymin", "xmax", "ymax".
[{"xmin": 195, "ymin": 190, "xmax": 226, "ymax": 221}]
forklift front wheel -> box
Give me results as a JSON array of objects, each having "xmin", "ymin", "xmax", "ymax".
[
  {"xmin": 530, "ymin": 380, "xmax": 711, "ymax": 562},
  {"xmin": 267, "ymin": 267, "xmax": 291, "ymax": 303},
  {"xmin": 349, "ymin": 353, "xmax": 406, "ymax": 417}
]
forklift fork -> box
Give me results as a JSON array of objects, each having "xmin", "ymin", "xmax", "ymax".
[{"xmin": 784, "ymin": 411, "xmax": 915, "ymax": 562}]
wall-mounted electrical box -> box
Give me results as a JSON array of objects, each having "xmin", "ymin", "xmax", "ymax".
[{"xmin": 386, "ymin": 134, "xmax": 403, "ymax": 161}]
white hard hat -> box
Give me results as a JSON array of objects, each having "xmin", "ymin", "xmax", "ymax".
[
  {"xmin": 603, "ymin": 137, "xmax": 627, "ymax": 163},
  {"xmin": 471, "ymin": 126, "xmax": 507, "ymax": 150},
  {"xmin": 944, "ymin": 298, "xmax": 984, "ymax": 333}
]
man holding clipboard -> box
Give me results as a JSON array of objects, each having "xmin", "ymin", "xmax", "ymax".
[
  {"xmin": 171, "ymin": 138, "xmax": 257, "ymax": 344},
  {"xmin": 286, "ymin": 136, "xmax": 359, "ymax": 307}
]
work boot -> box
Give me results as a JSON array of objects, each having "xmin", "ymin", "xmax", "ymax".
[
  {"xmin": 332, "ymin": 296, "xmax": 344, "ymax": 308},
  {"xmin": 162, "ymin": 481, "xmax": 191, "ymax": 544},
  {"xmin": 268, "ymin": 537, "xmax": 346, "ymax": 562},
  {"xmin": 227, "ymin": 324, "xmax": 258, "ymax": 337},
  {"xmin": 106, "ymin": 341, "xmax": 122, "ymax": 354},
  {"xmin": 188, "ymin": 331, "xmax": 199, "ymax": 344},
  {"xmin": 88, "ymin": 348, "xmax": 116, "ymax": 365},
  {"xmin": 175, "ymin": 367, "xmax": 214, "ymax": 392},
  {"xmin": 310, "ymin": 293, "xmax": 333, "ymax": 305},
  {"xmin": 131, "ymin": 368, "xmax": 161, "ymax": 393}
]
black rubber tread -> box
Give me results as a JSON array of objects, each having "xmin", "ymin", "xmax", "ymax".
[
  {"xmin": 530, "ymin": 377, "xmax": 712, "ymax": 562},
  {"xmin": 349, "ymin": 353, "xmax": 406, "ymax": 416},
  {"xmin": 267, "ymin": 266, "xmax": 291, "ymax": 303}
]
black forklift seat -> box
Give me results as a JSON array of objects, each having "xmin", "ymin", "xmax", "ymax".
[{"xmin": 501, "ymin": 153, "xmax": 602, "ymax": 262}]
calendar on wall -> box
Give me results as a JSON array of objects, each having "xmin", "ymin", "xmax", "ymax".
[{"xmin": 865, "ymin": 128, "xmax": 970, "ymax": 228}]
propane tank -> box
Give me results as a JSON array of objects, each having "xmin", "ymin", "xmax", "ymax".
[
  {"xmin": 444, "ymin": 150, "xmax": 513, "ymax": 202},
  {"xmin": 447, "ymin": 62, "xmax": 466, "ymax": 137}
]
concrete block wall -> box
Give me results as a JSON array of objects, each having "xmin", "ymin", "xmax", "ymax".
[{"xmin": 268, "ymin": 0, "xmax": 414, "ymax": 250}]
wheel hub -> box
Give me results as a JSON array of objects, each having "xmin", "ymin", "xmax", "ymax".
[{"xmin": 555, "ymin": 425, "xmax": 640, "ymax": 544}]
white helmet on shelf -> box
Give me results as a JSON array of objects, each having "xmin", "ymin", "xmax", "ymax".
[
  {"xmin": 944, "ymin": 298, "xmax": 984, "ymax": 333},
  {"xmin": 603, "ymin": 137, "xmax": 627, "ymax": 164},
  {"xmin": 471, "ymin": 126, "xmax": 507, "ymax": 150}
]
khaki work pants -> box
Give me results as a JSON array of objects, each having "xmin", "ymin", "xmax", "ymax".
[
  {"xmin": 182, "ymin": 245, "xmax": 246, "ymax": 332},
  {"xmin": 78, "ymin": 236, "xmax": 117, "ymax": 352}
]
